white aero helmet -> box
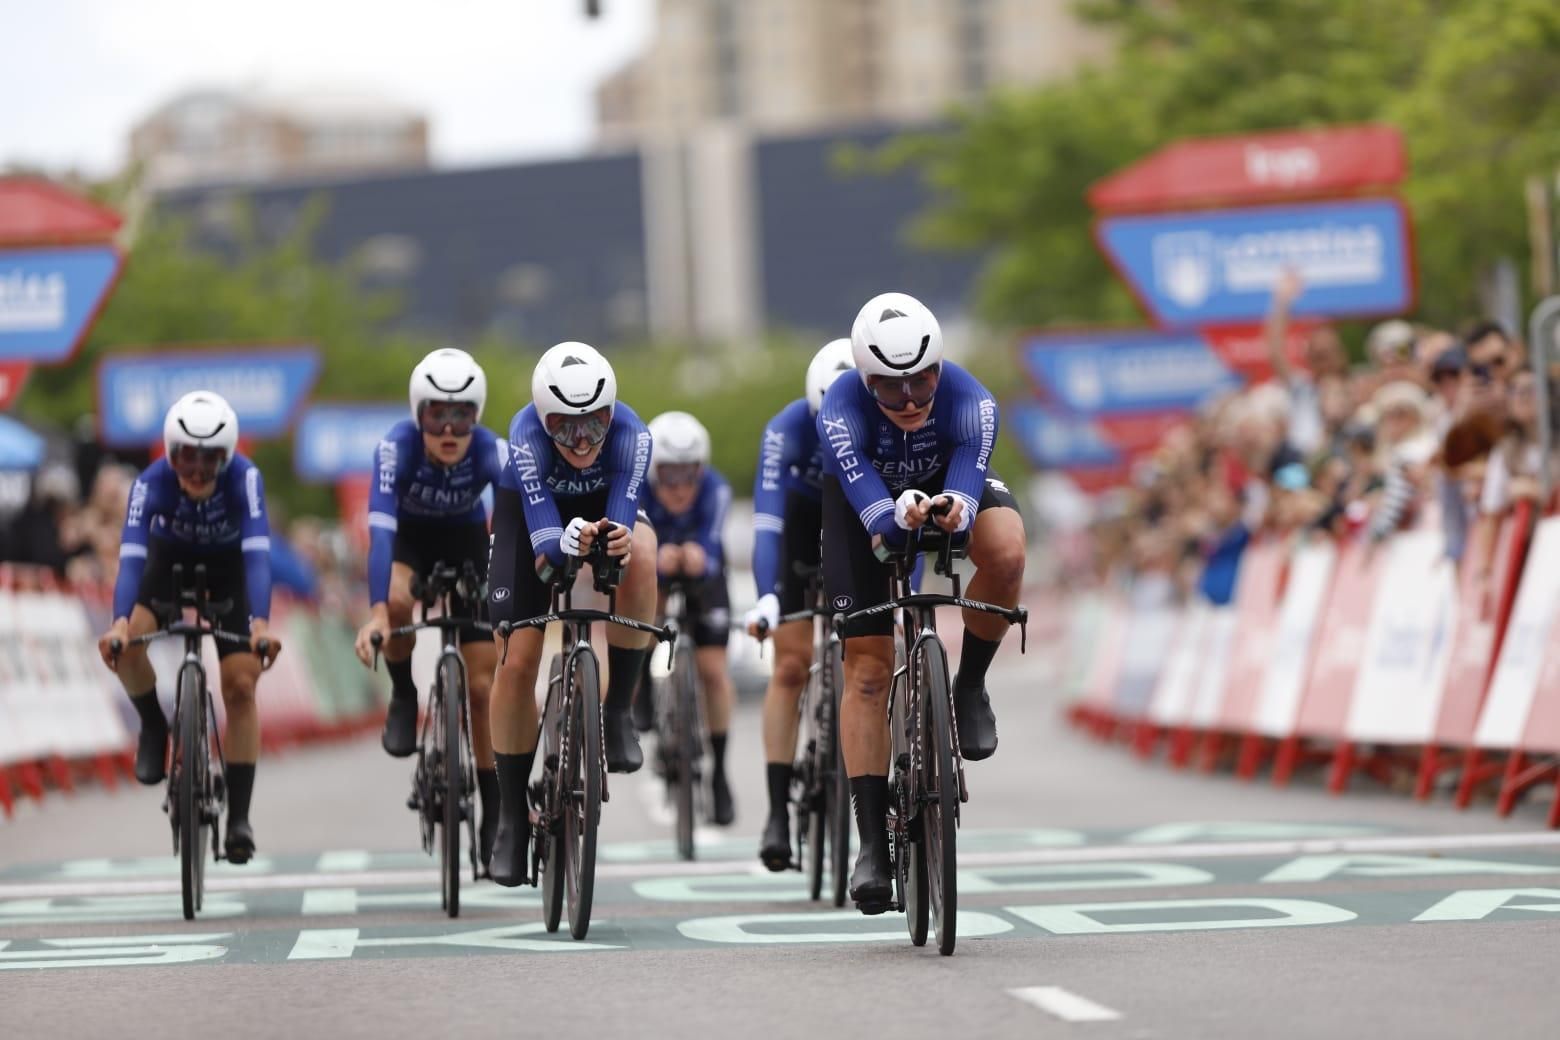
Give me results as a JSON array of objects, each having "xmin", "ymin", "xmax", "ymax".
[
  {"xmin": 410, "ymin": 347, "xmax": 487, "ymax": 422},
  {"xmin": 805, "ymin": 338, "xmax": 856, "ymax": 413},
  {"xmin": 647, "ymin": 411, "xmax": 711, "ymax": 478},
  {"xmin": 532, "ymin": 341, "xmax": 617, "ymax": 420},
  {"xmin": 163, "ymin": 390, "xmax": 239, "ymax": 471},
  {"xmin": 850, "ymin": 291, "xmax": 944, "ymax": 381}
]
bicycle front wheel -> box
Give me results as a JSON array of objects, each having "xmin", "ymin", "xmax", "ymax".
[
  {"xmin": 673, "ymin": 654, "xmax": 698, "ymax": 861},
  {"xmin": 826, "ymin": 640, "xmax": 850, "ymax": 907},
  {"xmin": 919, "ymin": 638, "xmax": 959, "ymax": 956},
  {"xmin": 438, "ymin": 655, "xmax": 465, "ymax": 919},
  {"xmin": 542, "ymin": 655, "xmax": 565, "ymax": 932},
  {"xmin": 178, "ymin": 665, "xmax": 207, "ymax": 921},
  {"xmin": 565, "ymin": 650, "xmax": 603, "ymax": 940}
]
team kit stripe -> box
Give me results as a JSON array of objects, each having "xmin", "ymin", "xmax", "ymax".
[
  {"xmin": 367, "ymin": 512, "xmax": 398, "ymax": 532},
  {"xmin": 241, "ymin": 536, "xmax": 272, "ymax": 552},
  {"xmin": 118, "ymin": 543, "xmax": 148, "ymax": 559}
]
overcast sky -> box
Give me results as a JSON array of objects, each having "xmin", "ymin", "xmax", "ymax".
[{"xmin": 0, "ymin": 0, "xmax": 653, "ymax": 175}]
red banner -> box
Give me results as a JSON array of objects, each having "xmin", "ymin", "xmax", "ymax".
[{"xmin": 0, "ymin": 361, "xmax": 30, "ymax": 410}]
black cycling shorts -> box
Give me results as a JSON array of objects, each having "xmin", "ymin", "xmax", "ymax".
[
  {"xmin": 821, "ymin": 472, "xmax": 1019, "ymax": 638},
  {"xmin": 134, "ymin": 538, "xmax": 252, "ymax": 659},
  {"xmin": 488, "ymin": 487, "xmax": 652, "ymax": 628},
  {"xmin": 661, "ymin": 568, "xmax": 731, "ymax": 649},
  {"xmin": 392, "ymin": 515, "xmax": 491, "ymax": 645},
  {"xmin": 778, "ymin": 492, "xmax": 823, "ymax": 616}
]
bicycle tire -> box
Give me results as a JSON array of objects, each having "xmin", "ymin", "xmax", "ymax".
[
  {"xmin": 178, "ymin": 665, "xmax": 206, "ymax": 922},
  {"xmin": 439, "ymin": 655, "xmax": 464, "ymax": 919},
  {"xmin": 826, "ymin": 641, "xmax": 850, "ymax": 908},
  {"xmin": 542, "ymin": 655, "xmax": 565, "ymax": 932},
  {"xmin": 566, "ymin": 649, "xmax": 602, "ymax": 940},
  {"xmin": 920, "ymin": 639, "xmax": 959, "ymax": 956},
  {"xmin": 673, "ymin": 652, "xmax": 697, "ymax": 861}
]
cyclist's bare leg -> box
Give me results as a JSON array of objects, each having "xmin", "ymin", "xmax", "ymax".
[
  {"xmin": 490, "ymin": 628, "xmax": 543, "ymax": 755},
  {"xmin": 697, "ymin": 645, "xmax": 737, "ymax": 824},
  {"xmin": 840, "ymin": 634, "xmax": 895, "ymax": 908},
  {"xmin": 954, "ymin": 504, "xmax": 1026, "ymax": 761},
  {"xmin": 379, "ymin": 563, "xmax": 421, "ymax": 757},
  {"xmin": 111, "ymin": 605, "xmax": 162, "ymax": 697},
  {"xmin": 116, "ymin": 605, "xmax": 166, "ymax": 785},
  {"xmin": 603, "ymin": 522, "xmax": 658, "ymax": 774},
  {"xmin": 606, "ymin": 521, "xmax": 659, "ymax": 653},
  {"xmin": 462, "ymin": 640, "xmax": 498, "ymax": 770},
  {"xmin": 383, "ymin": 563, "xmax": 418, "ymax": 661},
  {"xmin": 218, "ymin": 650, "xmax": 263, "ymax": 860},
  {"xmin": 758, "ymin": 618, "xmax": 811, "ymax": 863}
]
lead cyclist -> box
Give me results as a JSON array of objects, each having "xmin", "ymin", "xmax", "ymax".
[{"xmin": 817, "ymin": 291, "xmax": 1026, "ymax": 914}]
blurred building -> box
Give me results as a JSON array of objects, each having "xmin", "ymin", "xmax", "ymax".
[
  {"xmin": 597, "ymin": 0, "xmax": 1113, "ymax": 142},
  {"xmin": 129, "ymin": 88, "xmax": 430, "ymax": 191}
]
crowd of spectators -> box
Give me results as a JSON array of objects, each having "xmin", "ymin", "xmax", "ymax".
[{"xmin": 1087, "ymin": 269, "xmax": 1556, "ymax": 607}]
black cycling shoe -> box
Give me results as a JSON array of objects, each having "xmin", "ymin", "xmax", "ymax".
[
  {"xmin": 759, "ymin": 812, "xmax": 791, "ymax": 871},
  {"xmin": 953, "ymin": 681, "xmax": 999, "ymax": 762},
  {"xmin": 225, "ymin": 819, "xmax": 256, "ymax": 865},
  {"xmin": 603, "ymin": 708, "xmax": 643, "ymax": 774},
  {"xmin": 849, "ymin": 840, "xmax": 893, "ymax": 914},
  {"xmin": 632, "ymin": 687, "xmax": 655, "ymax": 733},
  {"xmin": 134, "ymin": 724, "xmax": 168, "ymax": 786},
  {"xmin": 381, "ymin": 696, "xmax": 417, "ymax": 758},
  {"xmin": 710, "ymin": 774, "xmax": 735, "ymax": 827},
  {"xmin": 489, "ymin": 818, "xmax": 529, "ymax": 887}
]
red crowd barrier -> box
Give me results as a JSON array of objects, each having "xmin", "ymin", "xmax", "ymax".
[{"xmin": 1064, "ymin": 500, "xmax": 1560, "ymax": 824}]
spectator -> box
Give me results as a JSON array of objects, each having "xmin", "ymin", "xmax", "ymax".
[
  {"xmin": 1264, "ymin": 268, "xmax": 1347, "ymax": 455},
  {"xmin": 1367, "ymin": 381, "xmax": 1437, "ymax": 543},
  {"xmin": 0, "ymin": 463, "xmax": 89, "ymax": 577}
]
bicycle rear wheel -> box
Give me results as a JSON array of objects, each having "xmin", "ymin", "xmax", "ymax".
[
  {"xmin": 920, "ymin": 639, "xmax": 959, "ymax": 956},
  {"xmin": 438, "ymin": 655, "xmax": 465, "ymax": 919},
  {"xmin": 178, "ymin": 665, "xmax": 207, "ymax": 922},
  {"xmin": 672, "ymin": 654, "xmax": 698, "ymax": 861},
  {"xmin": 565, "ymin": 650, "xmax": 603, "ymax": 940},
  {"xmin": 826, "ymin": 642, "xmax": 850, "ymax": 907}
]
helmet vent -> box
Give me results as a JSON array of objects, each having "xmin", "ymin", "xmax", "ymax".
[
  {"xmin": 880, "ymin": 308, "xmax": 906, "ymax": 321},
  {"xmin": 560, "ymin": 355, "xmax": 587, "ymax": 367}
]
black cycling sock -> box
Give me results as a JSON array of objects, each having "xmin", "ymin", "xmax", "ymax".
[
  {"xmin": 957, "ymin": 631, "xmax": 1002, "ymax": 690},
  {"xmin": 386, "ymin": 657, "xmax": 417, "ymax": 701},
  {"xmin": 766, "ymin": 763, "xmax": 793, "ymax": 818},
  {"xmin": 476, "ymin": 767, "xmax": 499, "ymax": 816},
  {"xmin": 849, "ymin": 775, "xmax": 890, "ymax": 846},
  {"xmin": 130, "ymin": 688, "xmax": 166, "ymax": 733},
  {"xmin": 494, "ymin": 751, "xmax": 535, "ymax": 823},
  {"xmin": 710, "ymin": 732, "xmax": 728, "ymax": 780},
  {"xmin": 226, "ymin": 763, "xmax": 255, "ymax": 823},
  {"xmin": 606, "ymin": 646, "xmax": 649, "ymax": 713}
]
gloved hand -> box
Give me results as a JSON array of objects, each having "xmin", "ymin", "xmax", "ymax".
[
  {"xmin": 744, "ymin": 593, "xmax": 781, "ymax": 638},
  {"xmin": 561, "ymin": 516, "xmax": 594, "ymax": 557},
  {"xmin": 894, "ymin": 489, "xmax": 933, "ymax": 531}
]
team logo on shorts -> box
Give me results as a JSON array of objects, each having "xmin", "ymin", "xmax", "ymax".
[
  {"xmin": 492, "ymin": 587, "xmax": 511, "ymax": 602},
  {"xmin": 833, "ymin": 595, "xmax": 853, "ymax": 611}
]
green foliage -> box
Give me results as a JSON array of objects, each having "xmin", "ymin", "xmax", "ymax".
[{"xmin": 888, "ymin": 0, "xmax": 1560, "ymax": 330}]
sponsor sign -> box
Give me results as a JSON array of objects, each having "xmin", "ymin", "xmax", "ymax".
[
  {"xmin": 1008, "ymin": 404, "xmax": 1121, "ymax": 469},
  {"xmin": 1019, "ymin": 329, "xmax": 1242, "ymax": 416},
  {"xmin": 0, "ymin": 414, "xmax": 44, "ymax": 470},
  {"xmin": 97, "ymin": 345, "xmax": 321, "ymax": 447},
  {"xmin": 294, "ymin": 404, "xmax": 406, "ymax": 482},
  {"xmin": 0, "ymin": 246, "xmax": 123, "ymax": 363},
  {"xmin": 1096, "ymin": 198, "xmax": 1414, "ymax": 325}
]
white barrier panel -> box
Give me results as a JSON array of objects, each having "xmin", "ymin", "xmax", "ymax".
[
  {"xmin": 1252, "ymin": 539, "xmax": 1337, "ymax": 738},
  {"xmin": 1114, "ymin": 600, "xmax": 1178, "ymax": 721},
  {"xmin": 1062, "ymin": 592, "xmax": 1106, "ymax": 699},
  {"xmin": 1345, "ymin": 531, "xmax": 1458, "ymax": 744},
  {"xmin": 1187, "ymin": 608, "xmax": 1238, "ymax": 729},
  {"xmin": 1148, "ymin": 605, "xmax": 1205, "ymax": 727},
  {"xmin": 1474, "ymin": 517, "xmax": 1560, "ymax": 749}
]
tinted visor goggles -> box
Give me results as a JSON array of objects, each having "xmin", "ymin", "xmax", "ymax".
[
  {"xmin": 171, "ymin": 444, "xmax": 227, "ymax": 482},
  {"xmin": 866, "ymin": 365, "xmax": 941, "ymax": 412},
  {"xmin": 545, "ymin": 407, "xmax": 612, "ymax": 448},
  {"xmin": 419, "ymin": 401, "xmax": 479, "ymax": 437},
  {"xmin": 655, "ymin": 462, "xmax": 703, "ymax": 488}
]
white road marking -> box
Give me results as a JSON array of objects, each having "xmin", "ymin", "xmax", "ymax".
[
  {"xmin": 3, "ymin": 829, "xmax": 1559, "ymax": 901},
  {"xmin": 633, "ymin": 774, "xmax": 725, "ymax": 847},
  {"xmin": 1009, "ymin": 986, "xmax": 1121, "ymax": 1023}
]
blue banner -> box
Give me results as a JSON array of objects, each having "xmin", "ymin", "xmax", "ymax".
[
  {"xmin": 1009, "ymin": 404, "xmax": 1122, "ymax": 470},
  {"xmin": 294, "ymin": 404, "xmax": 406, "ymax": 482},
  {"xmin": 0, "ymin": 246, "xmax": 122, "ymax": 363},
  {"xmin": 0, "ymin": 414, "xmax": 45, "ymax": 470},
  {"xmin": 1020, "ymin": 329, "xmax": 1241, "ymax": 415},
  {"xmin": 97, "ymin": 346, "xmax": 321, "ymax": 446},
  {"xmin": 1097, "ymin": 198, "xmax": 1413, "ymax": 325}
]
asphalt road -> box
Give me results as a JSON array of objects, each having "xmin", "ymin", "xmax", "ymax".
[{"xmin": 4, "ymin": 651, "xmax": 1560, "ymax": 1039}]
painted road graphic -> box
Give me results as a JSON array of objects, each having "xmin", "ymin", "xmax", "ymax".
[{"xmin": 5, "ymin": 824, "xmax": 1560, "ymax": 970}]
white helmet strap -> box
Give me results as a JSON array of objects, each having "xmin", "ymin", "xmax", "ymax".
[
  {"xmin": 424, "ymin": 372, "xmax": 476, "ymax": 396},
  {"xmin": 177, "ymin": 417, "xmax": 228, "ymax": 441},
  {"xmin": 868, "ymin": 334, "xmax": 933, "ymax": 372},
  {"xmin": 549, "ymin": 377, "xmax": 607, "ymax": 409}
]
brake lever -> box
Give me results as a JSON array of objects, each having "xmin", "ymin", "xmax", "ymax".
[{"xmin": 369, "ymin": 631, "xmax": 383, "ymax": 672}]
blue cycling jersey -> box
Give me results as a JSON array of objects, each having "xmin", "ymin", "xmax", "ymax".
[
  {"xmin": 113, "ymin": 455, "xmax": 273, "ymax": 621},
  {"xmin": 366, "ymin": 420, "xmax": 508, "ymax": 604},
  {"xmin": 498, "ymin": 403, "xmax": 651, "ymax": 566},
  {"xmin": 752, "ymin": 398, "xmax": 826, "ymax": 598},
  {"xmin": 817, "ymin": 361, "xmax": 999, "ymax": 541},
  {"xmin": 644, "ymin": 468, "xmax": 731, "ymax": 579}
]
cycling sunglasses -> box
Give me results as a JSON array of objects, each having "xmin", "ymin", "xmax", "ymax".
[
  {"xmin": 656, "ymin": 462, "xmax": 702, "ymax": 488},
  {"xmin": 867, "ymin": 366, "xmax": 941, "ymax": 412},
  {"xmin": 419, "ymin": 401, "xmax": 479, "ymax": 437},
  {"xmin": 545, "ymin": 407, "xmax": 611, "ymax": 448},
  {"xmin": 170, "ymin": 444, "xmax": 226, "ymax": 482}
]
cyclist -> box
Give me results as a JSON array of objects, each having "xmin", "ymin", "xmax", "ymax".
[
  {"xmin": 743, "ymin": 338, "xmax": 855, "ymax": 870},
  {"xmin": 96, "ymin": 391, "xmax": 280, "ymax": 865},
  {"xmin": 818, "ymin": 291, "xmax": 1026, "ymax": 913},
  {"xmin": 640, "ymin": 410, "xmax": 736, "ymax": 826},
  {"xmin": 352, "ymin": 348, "xmax": 507, "ymax": 868},
  {"xmin": 485, "ymin": 341, "xmax": 659, "ymax": 886}
]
